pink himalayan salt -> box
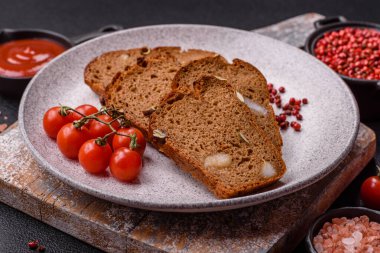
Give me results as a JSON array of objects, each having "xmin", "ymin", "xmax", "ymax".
[
  {"xmin": 0, "ymin": 123, "xmax": 7, "ymax": 133},
  {"xmin": 313, "ymin": 215, "xmax": 380, "ymax": 253}
]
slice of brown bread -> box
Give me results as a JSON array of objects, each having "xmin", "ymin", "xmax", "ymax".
[
  {"xmin": 84, "ymin": 47, "xmax": 216, "ymax": 96},
  {"xmin": 171, "ymin": 56, "xmax": 283, "ymax": 148},
  {"xmin": 149, "ymin": 76, "xmax": 286, "ymax": 199},
  {"xmin": 104, "ymin": 57, "xmax": 182, "ymax": 135}
]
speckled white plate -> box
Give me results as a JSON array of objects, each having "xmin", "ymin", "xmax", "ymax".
[{"xmin": 19, "ymin": 25, "xmax": 359, "ymax": 212}]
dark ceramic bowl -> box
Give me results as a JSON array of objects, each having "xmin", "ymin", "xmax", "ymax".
[
  {"xmin": 305, "ymin": 207, "xmax": 380, "ymax": 252},
  {"xmin": 305, "ymin": 16, "xmax": 380, "ymax": 121},
  {"xmin": 0, "ymin": 25, "xmax": 122, "ymax": 97}
]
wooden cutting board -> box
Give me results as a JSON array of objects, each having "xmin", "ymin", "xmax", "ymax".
[{"xmin": 0, "ymin": 13, "xmax": 376, "ymax": 253}]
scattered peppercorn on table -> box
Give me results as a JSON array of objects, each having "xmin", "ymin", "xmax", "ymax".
[{"xmin": 0, "ymin": 13, "xmax": 377, "ymax": 253}]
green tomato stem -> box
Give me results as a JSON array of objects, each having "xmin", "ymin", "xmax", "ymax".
[
  {"xmin": 374, "ymin": 159, "xmax": 380, "ymax": 177},
  {"xmin": 60, "ymin": 105, "xmax": 139, "ymax": 150},
  {"xmin": 95, "ymin": 137, "xmax": 107, "ymax": 146}
]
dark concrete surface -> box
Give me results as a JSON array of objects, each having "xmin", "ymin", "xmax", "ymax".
[{"xmin": 0, "ymin": 0, "xmax": 379, "ymax": 252}]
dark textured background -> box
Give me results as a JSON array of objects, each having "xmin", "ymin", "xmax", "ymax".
[{"xmin": 1, "ymin": 0, "xmax": 380, "ymax": 252}]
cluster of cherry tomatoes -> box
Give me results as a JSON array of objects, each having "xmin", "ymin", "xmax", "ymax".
[{"xmin": 42, "ymin": 104, "xmax": 146, "ymax": 182}]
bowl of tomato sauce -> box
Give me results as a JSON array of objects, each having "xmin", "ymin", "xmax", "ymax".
[{"xmin": 0, "ymin": 25, "xmax": 122, "ymax": 97}]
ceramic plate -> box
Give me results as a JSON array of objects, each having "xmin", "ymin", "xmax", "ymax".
[{"xmin": 19, "ymin": 25, "xmax": 359, "ymax": 212}]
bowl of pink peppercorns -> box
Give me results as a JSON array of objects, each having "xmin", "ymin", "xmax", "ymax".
[
  {"xmin": 305, "ymin": 16, "xmax": 380, "ymax": 121},
  {"xmin": 305, "ymin": 207, "xmax": 380, "ymax": 253}
]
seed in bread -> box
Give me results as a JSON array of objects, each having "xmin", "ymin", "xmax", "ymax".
[
  {"xmin": 171, "ymin": 55, "xmax": 283, "ymax": 148},
  {"xmin": 149, "ymin": 76, "xmax": 286, "ymax": 198}
]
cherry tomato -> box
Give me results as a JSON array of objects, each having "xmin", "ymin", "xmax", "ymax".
[
  {"xmin": 57, "ymin": 123, "xmax": 90, "ymax": 159},
  {"xmin": 110, "ymin": 147, "xmax": 142, "ymax": 182},
  {"xmin": 43, "ymin": 106, "xmax": 70, "ymax": 139},
  {"xmin": 360, "ymin": 175, "xmax": 380, "ymax": 210},
  {"xmin": 79, "ymin": 139, "xmax": 112, "ymax": 174},
  {"xmin": 113, "ymin": 127, "xmax": 146, "ymax": 156},
  {"xmin": 88, "ymin": 114, "xmax": 120, "ymax": 145},
  {"xmin": 67, "ymin": 104, "xmax": 98, "ymax": 125}
]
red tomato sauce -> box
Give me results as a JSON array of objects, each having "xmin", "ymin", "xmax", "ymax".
[{"xmin": 0, "ymin": 39, "xmax": 66, "ymax": 78}]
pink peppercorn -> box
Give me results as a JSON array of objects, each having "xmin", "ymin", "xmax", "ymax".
[
  {"xmin": 268, "ymin": 83, "xmax": 309, "ymax": 132},
  {"xmin": 28, "ymin": 240, "xmax": 38, "ymax": 250},
  {"xmin": 293, "ymin": 122, "xmax": 301, "ymax": 131},
  {"xmin": 314, "ymin": 27, "xmax": 380, "ymax": 80}
]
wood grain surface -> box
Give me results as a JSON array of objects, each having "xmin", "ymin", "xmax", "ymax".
[{"xmin": 0, "ymin": 13, "xmax": 376, "ymax": 253}]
